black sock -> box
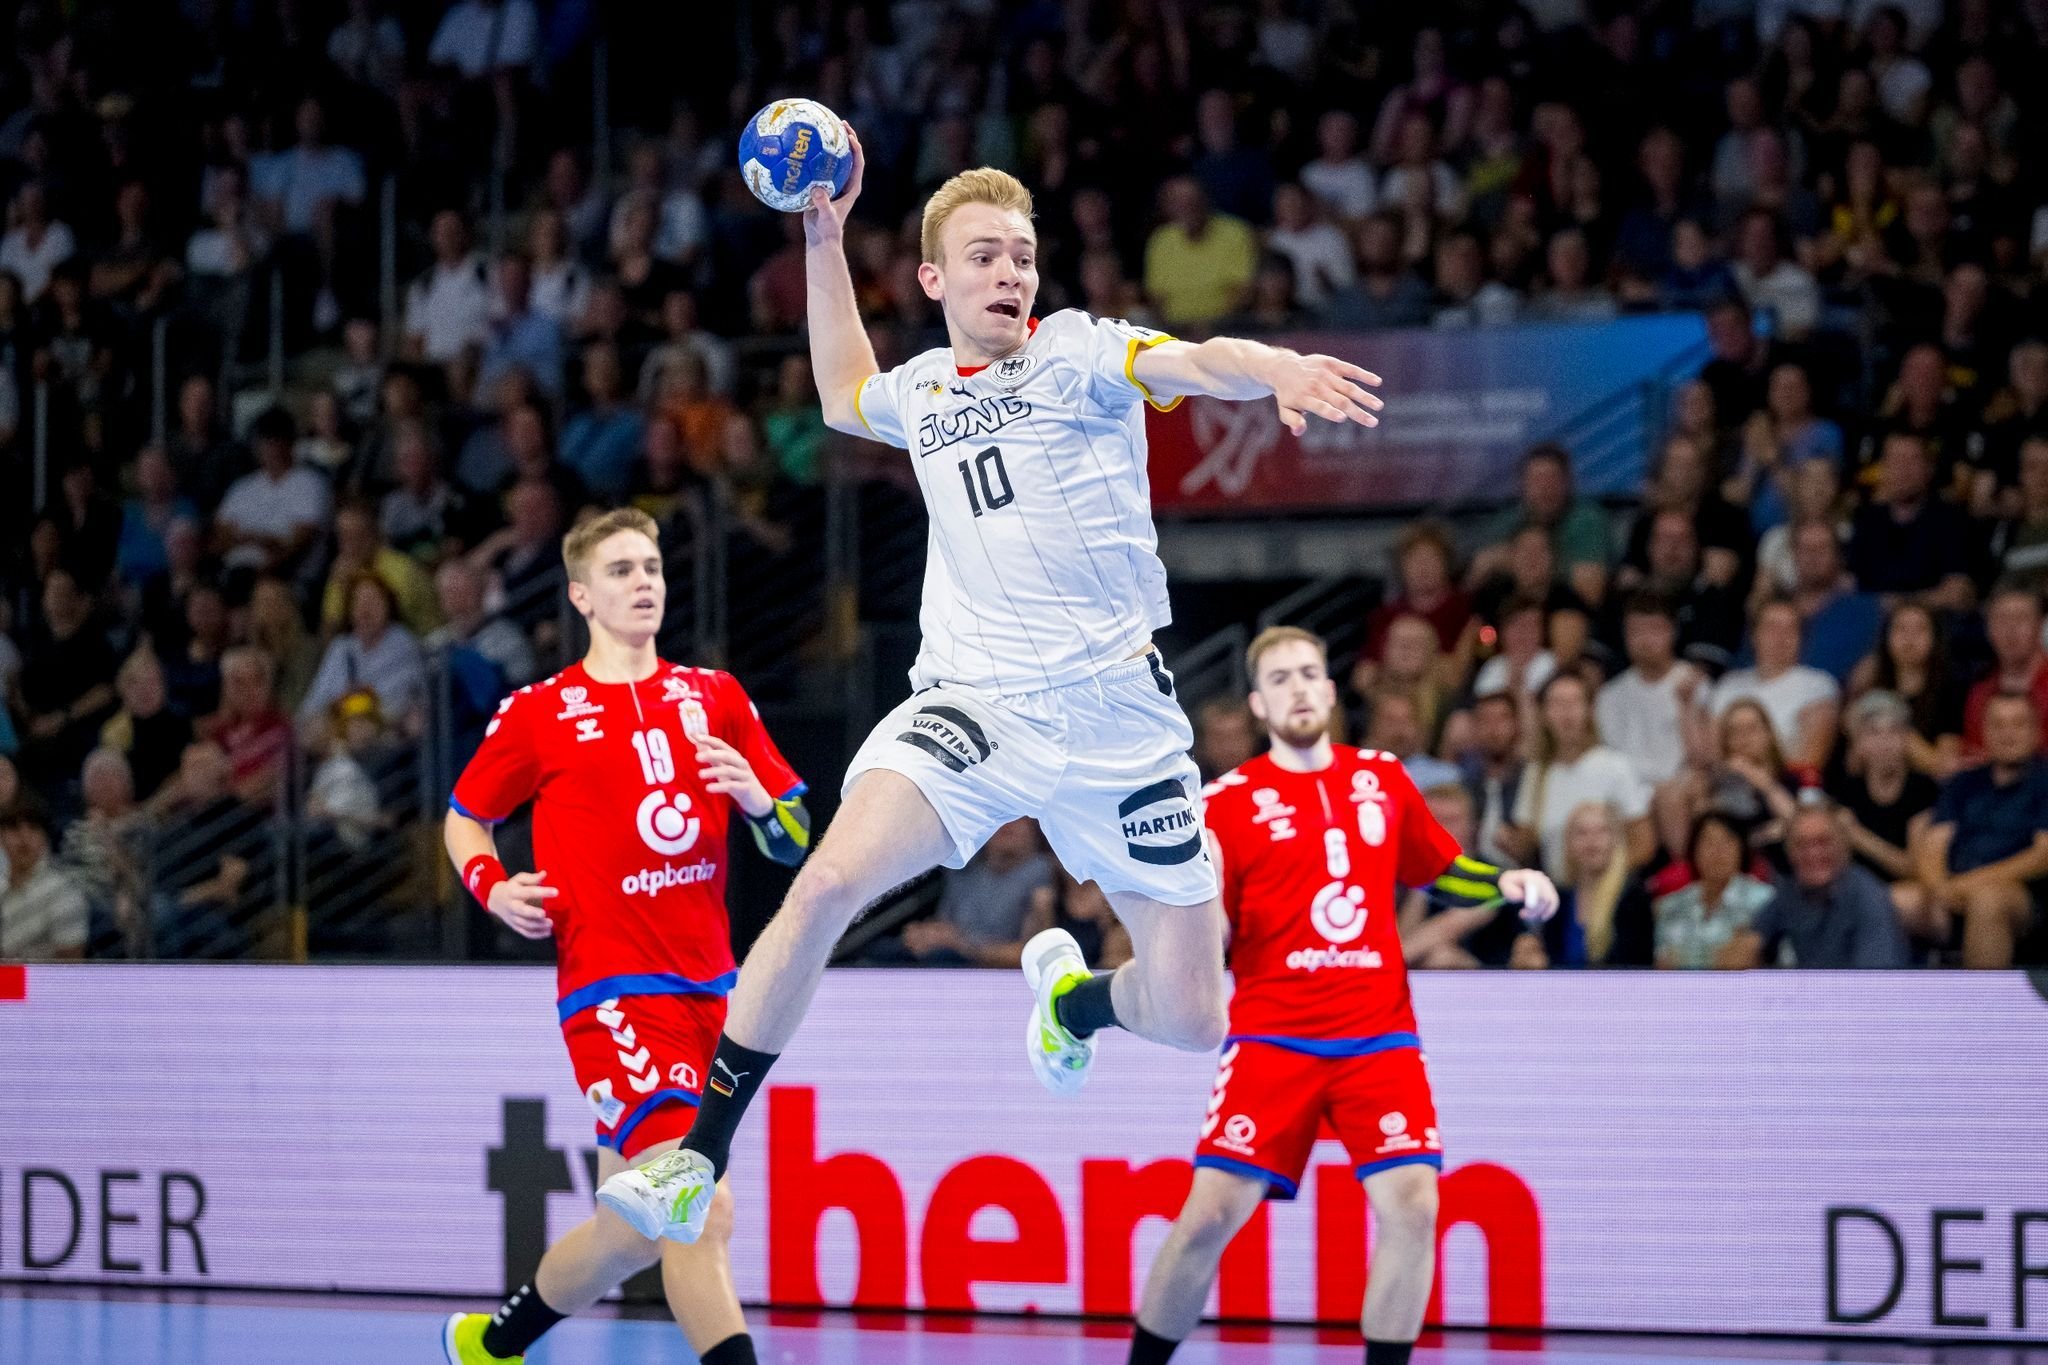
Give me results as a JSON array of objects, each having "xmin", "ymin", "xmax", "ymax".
[
  {"xmin": 1364, "ymin": 1340, "xmax": 1414, "ymax": 1365},
  {"xmin": 479, "ymin": 1282, "xmax": 565, "ymax": 1357},
  {"xmin": 1128, "ymin": 1324, "xmax": 1180, "ymax": 1365},
  {"xmin": 699, "ymin": 1332, "xmax": 758, "ymax": 1365},
  {"xmin": 1055, "ymin": 972, "xmax": 1121, "ymax": 1038},
  {"xmin": 687, "ymin": 1034, "xmax": 779, "ymax": 1180}
]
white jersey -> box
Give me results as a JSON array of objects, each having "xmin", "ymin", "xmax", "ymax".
[{"xmin": 854, "ymin": 309, "xmax": 1179, "ymax": 695}]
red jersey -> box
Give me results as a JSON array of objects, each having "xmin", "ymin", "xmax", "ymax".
[
  {"xmin": 451, "ymin": 660, "xmax": 802, "ymax": 1021},
  {"xmin": 1203, "ymin": 747, "xmax": 1461, "ymax": 1049}
]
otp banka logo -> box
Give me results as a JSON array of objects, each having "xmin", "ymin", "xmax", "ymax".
[
  {"xmin": 1310, "ymin": 880, "xmax": 1369, "ymax": 943},
  {"xmin": 1309, "ymin": 827, "xmax": 1367, "ymax": 943},
  {"xmin": 636, "ymin": 790, "xmax": 700, "ymax": 855}
]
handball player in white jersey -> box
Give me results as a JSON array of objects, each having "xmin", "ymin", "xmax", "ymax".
[{"xmin": 598, "ymin": 132, "xmax": 1384, "ymax": 1243}]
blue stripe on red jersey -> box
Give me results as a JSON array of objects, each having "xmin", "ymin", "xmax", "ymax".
[
  {"xmin": 556, "ymin": 970, "xmax": 740, "ymax": 1022},
  {"xmin": 1223, "ymin": 1030, "xmax": 1421, "ymax": 1058}
]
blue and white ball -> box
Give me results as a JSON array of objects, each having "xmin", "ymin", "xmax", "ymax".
[{"xmin": 737, "ymin": 99, "xmax": 852, "ymax": 213}]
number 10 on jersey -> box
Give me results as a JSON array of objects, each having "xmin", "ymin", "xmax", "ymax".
[{"xmin": 959, "ymin": 445, "xmax": 1015, "ymax": 517}]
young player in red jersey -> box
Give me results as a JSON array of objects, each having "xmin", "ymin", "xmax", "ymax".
[
  {"xmin": 1127, "ymin": 626, "xmax": 1556, "ymax": 1365},
  {"xmin": 439, "ymin": 508, "xmax": 809, "ymax": 1365}
]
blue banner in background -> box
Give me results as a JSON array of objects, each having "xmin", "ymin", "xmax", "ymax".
[{"xmin": 1147, "ymin": 314, "xmax": 1711, "ymax": 513}]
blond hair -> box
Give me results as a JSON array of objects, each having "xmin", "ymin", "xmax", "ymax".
[
  {"xmin": 1559, "ymin": 799, "xmax": 1629, "ymax": 963},
  {"xmin": 562, "ymin": 506, "xmax": 660, "ymax": 582},
  {"xmin": 1245, "ymin": 625, "xmax": 1327, "ymax": 682},
  {"xmin": 920, "ymin": 167, "xmax": 1034, "ymax": 265}
]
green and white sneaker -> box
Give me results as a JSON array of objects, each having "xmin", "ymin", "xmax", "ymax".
[
  {"xmin": 1022, "ymin": 927, "xmax": 1096, "ymax": 1095},
  {"xmin": 596, "ymin": 1147, "xmax": 715, "ymax": 1244}
]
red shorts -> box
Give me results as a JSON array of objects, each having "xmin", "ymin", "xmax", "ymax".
[
  {"xmin": 560, "ymin": 991, "xmax": 724, "ymax": 1159},
  {"xmin": 1192, "ymin": 1038, "xmax": 1442, "ymax": 1200}
]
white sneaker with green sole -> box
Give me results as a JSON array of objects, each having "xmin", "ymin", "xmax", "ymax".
[
  {"xmin": 1022, "ymin": 926, "xmax": 1097, "ymax": 1095},
  {"xmin": 596, "ymin": 1146, "xmax": 715, "ymax": 1243}
]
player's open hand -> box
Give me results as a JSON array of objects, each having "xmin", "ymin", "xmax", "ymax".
[
  {"xmin": 697, "ymin": 735, "xmax": 772, "ymax": 818},
  {"xmin": 489, "ymin": 871, "xmax": 558, "ymax": 939},
  {"xmin": 1500, "ymin": 868, "xmax": 1559, "ymax": 924},
  {"xmin": 803, "ymin": 125, "xmax": 865, "ymax": 250},
  {"xmin": 1265, "ymin": 350, "xmax": 1382, "ymax": 436}
]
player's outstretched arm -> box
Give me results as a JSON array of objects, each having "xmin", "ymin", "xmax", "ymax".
[
  {"xmin": 1132, "ymin": 335, "xmax": 1384, "ymax": 435},
  {"xmin": 804, "ymin": 128, "xmax": 882, "ymax": 436},
  {"xmin": 444, "ymin": 808, "xmax": 558, "ymax": 939}
]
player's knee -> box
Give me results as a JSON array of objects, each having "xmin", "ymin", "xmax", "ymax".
[
  {"xmin": 786, "ymin": 856, "xmax": 865, "ymax": 931},
  {"xmin": 1166, "ymin": 988, "xmax": 1230, "ymax": 1052},
  {"xmin": 1370, "ymin": 1169, "xmax": 1440, "ymax": 1242},
  {"xmin": 1177, "ymin": 1195, "xmax": 1249, "ymax": 1253},
  {"xmin": 1191, "ymin": 1006, "xmax": 1230, "ymax": 1053},
  {"xmin": 701, "ymin": 1181, "xmax": 736, "ymax": 1248},
  {"xmin": 594, "ymin": 1206, "xmax": 663, "ymax": 1271}
]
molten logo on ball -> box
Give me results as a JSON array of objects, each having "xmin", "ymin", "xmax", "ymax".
[{"xmin": 737, "ymin": 98, "xmax": 852, "ymax": 213}]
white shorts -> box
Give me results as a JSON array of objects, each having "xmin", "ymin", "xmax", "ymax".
[{"xmin": 845, "ymin": 649, "xmax": 1220, "ymax": 906}]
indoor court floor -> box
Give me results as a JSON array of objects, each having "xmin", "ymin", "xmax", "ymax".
[{"xmin": 3, "ymin": 1287, "xmax": 2043, "ymax": 1365}]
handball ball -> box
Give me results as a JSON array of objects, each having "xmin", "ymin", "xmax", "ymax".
[{"xmin": 737, "ymin": 99, "xmax": 852, "ymax": 213}]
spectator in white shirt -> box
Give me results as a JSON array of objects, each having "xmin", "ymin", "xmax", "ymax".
[
  {"xmin": 0, "ymin": 182, "xmax": 75, "ymax": 301},
  {"xmin": 429, "ymin": 0, "xmax": 540, "ymax": 78},
  {"xmin": 1299, "ymin": 110, "xmax": 1377, "ymax": 223},
  {"xmin": 1472, "ymin": 595, "xmax": 1558, "ymax": 702},
  {"xmin": 1731, "ymin": 209, "xmax": 1820, "ymax": 338},
  {"xmin": 185, "ymin": 165, "xmax": 267, "ymax": 279},
  {"xmin": 1, "ymin": 795, "xmax": 88, "ymax": 960},
  {"xmin": 1711, "ymin": 597, "xmax": 1841, "ymax": 768},
  {"xmin": 1526, "ymin": 227, "xmax": 1621, "ymax": 323},
  {"xmin": 1431, "ymin": 231, "xmax": 1521, "ymax": 329},
  {"xmin": 1377, "ymin": 112, "xmax": 1468, "ymax": 225},
  {"xmin": 525, "ymin": 209, "xmax": 590, "ymax": 329},
  {"xmin": 539, "ymin": 147, "xmax": 610, "ymax": 258},
  {"xmin": 1597, "ymin": 591, "xmax": 1707, "ymax": 786},
  {"xmin": 1862, "ymin": 6, "xmax": 1932, "ymax": 124},
  {"xmin": 1506, "ymin": 671, "xmax": 1655, "ymax": 874},
  {"xmin": 299, "ymin": 574, "xmax": 428, "ymax": 745},
  {"xmin": 403, "ymin": 210, "xmax": 491, "ymax": 364},
  {"xmin": 250, "ymin": 96, "xmax": 365, "ymax": 331},
  {"xmin": 636, "ymin": 288, "xmax": 737, "ymax": 401},
  {"xmin": 1264, "ymin": 183, "xmax": 1355, "ymax": 311},
  {"xmin": 327, "ymin": 0, "xmax": 407, "ymax": 97},
  {"xmin": 213, "ymin": 407, "xmax": 333, "ymax": 576},
  {"xmin": 610, "ymin": 139, "xmax": 708, "ymax": 268}
]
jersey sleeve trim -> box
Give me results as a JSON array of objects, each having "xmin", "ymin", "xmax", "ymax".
[
  {"xmin": 777, "ymin": 779, "xmax": 809, "ymax": 800},
  {"xmin": 852, "ymin": 375, "xmax": 878, "ymax": 436},
  {"xmin": 448, "ymin": 795, "xmax": 506, "ymax": 827},
  {"xmin": 1125, "ymin": 331, "xmax": 1185, "ymax": 413}
]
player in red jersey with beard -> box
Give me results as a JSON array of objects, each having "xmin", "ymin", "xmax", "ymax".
[
  {"xmin": 440, "ymin": 507, "xmax": 808, "ymax": 1365},
  {"xmin": 1127, "ymin": 626, "xmax": 1556, "ymax": 1365}
]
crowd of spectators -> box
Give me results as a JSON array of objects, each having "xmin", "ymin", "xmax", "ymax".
[
  {"xmin": 1171, "ymin": 432, "xmax": 2048, "ymax": 971},
  {"xmin": 1, "ymin": 1, "xmax": 2046, "ymax": 970}
]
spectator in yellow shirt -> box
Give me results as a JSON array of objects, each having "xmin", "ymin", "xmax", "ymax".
[
  {"xmin": 319, "ymin": 500, "xmax": 440, "ymax": 638},
  {"xmin": 1143, "ymin": 176, "xmax": 1256, "ymax": 328}
]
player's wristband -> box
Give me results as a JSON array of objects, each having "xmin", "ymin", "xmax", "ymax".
[
  {"xmin": 463, "ymin": 854, "xmax": 509, "ymax": 908},
  {"xmin": 745, "ymin": 794, "xmax": 812, "ymax": 867},
  {"xmin": 1429, "ymin": 854, "xmax": 1508, "ymax": 911}
]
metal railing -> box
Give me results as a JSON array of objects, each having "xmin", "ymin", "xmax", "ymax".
[
  {"xmin": 1257, "ymin": 576, "xmax": 1380, "ymax": 678},
  {"xmin": 1170, "ymin": 621, "xmax": 1251, "ymax": 715}
]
